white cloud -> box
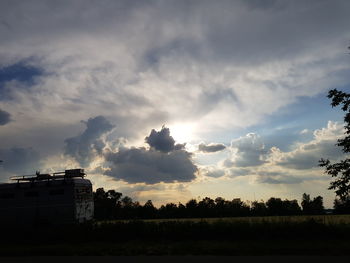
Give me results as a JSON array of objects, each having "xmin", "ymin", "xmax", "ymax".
[
  {"xmin": 213, "ymin": 121, "xmax": 346, "ymax": 187},
  {"xmin": 225, "ymin": 133, "xmax": 269, "ymax": 167},
  {"xmin": 270, "ymin": 121, "xmax": 345, "ymax": 169},
  {"xmin": 300, "ymin": 129, "xmax": 309, "ymax": 134},
  {"xmin": 200, "ymin": 166, "xmax": 225, "ymax": 178}
]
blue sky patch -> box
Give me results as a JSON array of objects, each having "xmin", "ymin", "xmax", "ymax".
[
  {"xmin": 0, "ymin": 61, "xmax": 43, "ymax": 100},
  {"xmin": 0, "ymin": 61, "xmax": 42, "ymax": 84}
]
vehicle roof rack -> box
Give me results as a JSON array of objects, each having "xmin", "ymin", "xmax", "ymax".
[{"xmin": 10, "ymin": 169, "xmax": 86, "ymax": 183}]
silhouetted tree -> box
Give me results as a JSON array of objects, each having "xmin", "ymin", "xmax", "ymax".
[
  {"xmin": 281, "ymin": 199, "xmax": 301, "ymax": 215},
  {"xmin": 121, "ymin": 196, "xmax": 133, "ymax": 207},
  {"xmin": 120, "ymin": 196, "xmax": 136, "ymax": 219},
  {"xmin": 93, "ymin": 188, "xmax": 122, "ymax": 219},
  {"xmin": 333, "ymin": 197, "xmax": 350, "ymax": 214},
  {"xmin": 159, "ymin": 203, "xmax": 178, "ymax": 218},
  {"xmin": 198, "ymin": 197, "xmax": 216, "ymax": 217},
  {"xmin": 251, "ymin": 200, "xmax": 268, "ymax": 216},
  {"xmin": 142, "ymin": 200, "xmax": 157, "ymax": 219},
  {"xmin": 106, "ymin": 189, "xmax": 122, "ymax": 201},
  {"xmin": 228, "ymin": 198, "xmax": 250, "ymax": 216},
  {"xmin": 301, "ymin": 193, "xmax": 324, "ymax": 215},
  {"xmin": 266, "ymin": 197, "xmax": 283, "ymax": 215},
  {"xmin": 93, "ymin": 188, "xmax": 108, "ymax": 219},
  {"xmin": 311, "ymin": 196, "xmax": 324, "ymax": 214},
  {"xmin": 185, "ymin": 199, "xmax": 198, "ymax": 218},
  {"xmin": 320, "ymin": 89, "xmax": 350, "ymax": 202},
  {"xmin": 301, "ymin": 193, "xmax": 311, "ymax": 213},
  {"xmin": 266, "ymin": 197, "xmax": 301, "ymax": 216},
  {"xmin": 177, "ymin": 202, "xmax": 186, "ymax": 218},
  {"xmin": 215, "ymin": 197, "xmax": 230, "ymax": 217}
]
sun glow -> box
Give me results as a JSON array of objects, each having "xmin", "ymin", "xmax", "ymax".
[{"xmin": 169, "ymin": 123, "xmax": 197, "ymax": 144}]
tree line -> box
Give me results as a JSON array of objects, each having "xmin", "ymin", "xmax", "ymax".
[{"xmin": 93, "ymin": 188, "xmax": 332, "ymax": 220}]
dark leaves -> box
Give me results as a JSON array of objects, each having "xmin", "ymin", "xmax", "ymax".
[{"xmin": 320, "ymin": 89, "xmax": 350, "ymax": 201}]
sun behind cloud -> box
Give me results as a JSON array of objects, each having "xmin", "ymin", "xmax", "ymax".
[{"xmin": 168, "ymin": 123, "xmax": 197, "ymax": 145}]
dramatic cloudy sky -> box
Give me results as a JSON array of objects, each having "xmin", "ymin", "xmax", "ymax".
[{"xmin": 0, "ymin": 0, "xmax": 349, "ymax": 207}]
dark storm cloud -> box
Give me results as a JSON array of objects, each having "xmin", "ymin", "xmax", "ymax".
[
  {"xmin": 0, "ymin": 147, "xmax": 41, "ymax": 175},
  {"xmin": 145, "ymin": 126, "xmax": 184, "ymax": 153},
  {"xmin": 0, "ymin": 108, "xmax": 11, "ymax": 125},
  {"xmin": 198, "ymin": 143, "xmax": 226, "ymax": 153},
  {"xmin": 104, "ymin": 147, "xmax": 197, "ymax": 184},
  {"xmin": 64, "ymin": 116, "xmax": 114, "ymax": 167}
]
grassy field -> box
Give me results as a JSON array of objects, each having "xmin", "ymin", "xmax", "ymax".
[
  {"xmin": 101, "ymin": 214, "xmax": 350, "ymax": 225},
  {"xmin": 1, "ymin": 214, "xmax": 350, "ymax": 256}
]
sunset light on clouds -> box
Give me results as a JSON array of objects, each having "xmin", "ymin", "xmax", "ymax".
[{"xmin": 0, "ymin": 0, "xmax": 350, "ymax": 207}]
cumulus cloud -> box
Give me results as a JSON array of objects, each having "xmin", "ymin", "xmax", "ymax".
[
  {"xmin": 300, "ymin": 129, "xmax": 309, "ymax": 134},
  {"xmin": 271, "ymin": 121, "xmax": 344, "ymax": 170},
  {"xmin": 222, "ymin": 121, "xmax": 345, "ymax": 173},
  {"xmin": 225, "ymin": 133, "xmax": 269, "ymax": 167},
  {"xmin": 64, "ymin": 116, "xmax": 114, "ymax": 167},
  {"xmin": 0, "ymin": 108, "xmax": 10, "ymax": 125},
  {"xmin": 216, "ymin": 121, "xmax": 346, "ymax": 188},
  {"xmin": 104, "ymin": 127, "xmax": 197, "ymax": 184},
  {"xmin": 0, "ymin": 147, "xmax": 41, "ymax": 175},
  {"xmin": 198, "ymin": 143, "xmax": 226, "ymax": 153},
  {"xmin": 145, "ymin": 126, "xmax": 184, "ymax": 152},
  {"xmin": 104, "ymin": 147, "xmax": 197, "ymax": 184}
]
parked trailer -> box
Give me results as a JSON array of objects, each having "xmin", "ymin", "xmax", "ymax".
[{"xmin": 0, "ymin": 169, "xmax": 94, "ymax": 225}]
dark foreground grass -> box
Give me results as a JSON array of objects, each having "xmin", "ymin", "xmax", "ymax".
[
  {"xmin": 1, "ymin": 239, "xmax": 350, "ymax": 256},
  {"xmin": 1, "ymin": 217, "xmax": 350, "ymax": 255}
]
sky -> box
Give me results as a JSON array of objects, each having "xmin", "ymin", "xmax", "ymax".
[{"xmin": 0, "ymin": 0, "xmax": 350, "ymax": 208}]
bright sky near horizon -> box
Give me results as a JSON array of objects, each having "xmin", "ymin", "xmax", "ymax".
[{"xmin": 0, "ymin": 0, "xmax": 350, "ymax": 208}]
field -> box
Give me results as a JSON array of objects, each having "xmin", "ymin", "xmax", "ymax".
[
  {"xmin": 107, "ymin": 214, "xmax": 350, "ymax": 224},
  {"xmin": 1, "ymin": 214, "xmax": 350, "ymax": 256}
]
